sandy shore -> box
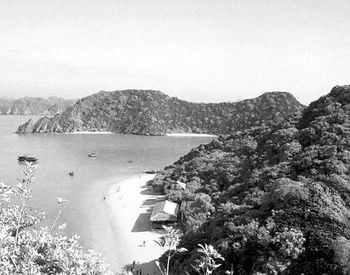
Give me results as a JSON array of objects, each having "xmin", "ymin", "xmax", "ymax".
[
  {"xmin": 66, "ymin": 131, "xmax": 113, "ymax": 134},
  {"xmin": 65, "ymin": 131, "xmax": 217, "ymax": 137},
  {"xmin": 165, "ymin": 133, "xmax": 217, "ymax": 137},
  {"xmin": 106, "ymin": 174, "xmax": 165, "ymax": 274}
]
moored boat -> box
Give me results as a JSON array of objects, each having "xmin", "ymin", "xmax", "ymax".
[
  {"xmin": 18, "ymin": 155, "xmax": 38, "ymax": 162},
  {"xmin": 145, "ymin": 169, "xmax": 159, "ymax": 174},
  {"xmin": 88, "ymin": 153, "xmax": 97, "ymax": 157}
]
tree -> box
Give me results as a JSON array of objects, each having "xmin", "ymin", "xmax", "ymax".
[
  {"xmin": 155, "ymin": 225, "xmax": 187, "ymax": 275},
  {"xmin": 192, "ymin": 243, "xmax": 224, "ymax": 275}
]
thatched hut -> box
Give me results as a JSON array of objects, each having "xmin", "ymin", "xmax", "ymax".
[
  {"xmin": 166, "ymin": 180, "xmax": 187, "ymax": 197},
  {"xmin": 150, "ymin": 200, "xmax": 179, "ymax": 229},
  {"xmin": 175, "ymin": 181, "xmax": 186, "ymax": 190}
]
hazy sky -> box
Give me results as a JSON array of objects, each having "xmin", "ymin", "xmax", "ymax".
[{"xmin": 0, "ymin": 0, "xmax": 350, "ymax": 104}]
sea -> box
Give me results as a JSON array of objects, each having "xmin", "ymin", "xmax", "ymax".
[{"xmin": 0, "ymin": 115, "xmax": 215, "ymax": 272}]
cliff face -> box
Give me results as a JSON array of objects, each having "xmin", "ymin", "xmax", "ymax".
[
  {"xmin": 0, "ymin": 97, "xmax": 75, "ymax": 115},
  {"xmin": 16, "ymin": 90, "xmax": 304, "ymax": 135},
  {"xmin": 148, "ymin": 85, "xmax": 350, "ymax": 274}
]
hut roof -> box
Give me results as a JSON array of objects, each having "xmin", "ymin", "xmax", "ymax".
[
  {"xmin": 176, "ymin": 181, "xmax": 187, "ymax": 190},
  {"xmin": 150, "ymin": 200, "xmax": 179, "ymax": 222},
  {"xmin": 166, "ymin": 181, "xmax": 186, "ymax": 192}
]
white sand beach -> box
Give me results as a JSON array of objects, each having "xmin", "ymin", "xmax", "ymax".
[
  {"xmin": 106, "ymin": 174, "xmax": 165, "ymax": 274},
  {"xmin": 66, "ymin": 131, "xmax": 113, "ymax": 134},
  {"xmin": 165, "ymin": 133, "xmax": 218, "ymax": 137}
]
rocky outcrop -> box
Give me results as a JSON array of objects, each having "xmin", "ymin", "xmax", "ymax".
[
  {"xmin": 0, "ymin": 97, "xmax": 75, "ymax": 115},
  {"xmin": 15, "ymin": 117, "xmax": 64, "ymax": 134},
  {"xmin": 16, "ymin": 119, "xmax": 35, "ymax": 134},
  {"xmin": 16, "ymin": 90, "xmax": 305, "ymax": 135},
  {"xmin": 33, "ymin": 117, "xmax": 63, "ymax": 133}
]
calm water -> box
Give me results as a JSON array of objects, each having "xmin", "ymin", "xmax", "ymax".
[{"xmin": 0, "ymin": 115, "xmax": 215, "ymax": 271}]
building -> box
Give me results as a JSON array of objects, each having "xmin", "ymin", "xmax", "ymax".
[
  {"xmin": 175, "ymin": 180, "xmax": 186, "ymax": 190},
  {"xmin": 165, "ymin": 180, "xmax": 187, "ymax": 197},
  {"xmin": 150, "ymin": 200, "xmax": 179, "ymax": 229}
]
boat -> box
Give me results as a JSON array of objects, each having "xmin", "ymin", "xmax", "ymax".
[
  {"xmin": 17, "ymin": 155, "xmax": 38, "ymax": 162},
  {"xmin": 88, "ymin": 153, "xmax": 97, "ymax": 157},
  {"xmin": 69, "ymin": 171, "xmax": 74, "ymax": 176},
  {"xmin": 145, "ymin": 169, "xmax": 159, "ymax": 174}
]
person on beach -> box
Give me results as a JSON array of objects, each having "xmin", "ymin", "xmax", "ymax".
[{"xmin": 143, "ymin": 240, "xmax": 146, "ymax": 246}]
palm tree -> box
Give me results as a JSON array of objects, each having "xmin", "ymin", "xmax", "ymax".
[
  {"xmin": 192, "ymin": 243, "xmax": 224, "ymax": 275},
  {"xmin": 155, "ymin": 225, "xmax": 187, "ymax": 275}
]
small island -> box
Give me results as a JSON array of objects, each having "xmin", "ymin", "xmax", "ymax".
[{"xmin": 16, "ymin": 90, "xmax": 304, "ymax": 136}]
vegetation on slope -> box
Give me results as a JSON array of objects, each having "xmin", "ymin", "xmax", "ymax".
[
  {"xmin": 149, "ymin": 85, "xmax": 350, "ymax": 274},
  {"xmin": 0, "ymin": 163, "xmax": 112, "ymax": 274},
  {"xmin": 0, "ymin": 97, "xmax": 75, "ymax": 115},
  {"xmin": 16, "ymin": 90, "xmax": 304, "ymax": 135}
]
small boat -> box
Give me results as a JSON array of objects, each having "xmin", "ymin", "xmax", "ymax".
[
  {"xmin": 18, "ymin": 155, "xmax": 38, "ymax": 162},
  {"xmin": 69, "ymin": 171, "xmax": 74, "ymax": 176},
  {"xmin": 88, "ymin": 153, "xmax": 97, "ymax": 157},
  {"xmin": 145, "ymin": 169, "xmax": 159, "ymax": 174}
]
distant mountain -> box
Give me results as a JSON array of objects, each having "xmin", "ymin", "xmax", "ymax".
[
  {"xmin": 0, "ymin": 97, "xmax": 75, "ymax": 115},
  {"xmin": 16, "ymin": 90, "xmax": 304, "ymax": 135},
  {"xmin": 148, "ymin": 85, "xmax": 350, "ymax": 274}
]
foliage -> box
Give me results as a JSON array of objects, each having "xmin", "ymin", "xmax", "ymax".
[
  {"xmin": 332, "ymin": 236, "xmax": 350, "ymax": 274},
  {"xmin": 149, "ymin": 85, "xmax": 350, "ymax": 274},
  {"xmin": 191, "ymin": 244, "xmax": 224, "ymax": 275},
  {"xmin": 0, "ymin": 162, "xmax": 112, "ymax": 274}
]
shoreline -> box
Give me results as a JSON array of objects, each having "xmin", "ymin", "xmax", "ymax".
[
  {"xmin": 64, "ymin": 131, "xmax": 217, "ymax": 137},
  {"xmin": 105, "ymin": 174, "xmax": 164, "ymax": 274},
  {"xmin": 65, "ymin": 131, "xmax": 113, "ymax": 134},
  {"xmin": 165, "ymin": 133, "xmax": 218, "ymax": 137}
]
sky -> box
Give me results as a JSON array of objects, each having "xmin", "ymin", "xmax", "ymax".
[{"xmin": 0, "ymin": 0, "xmax": 350, "ymax": 105}]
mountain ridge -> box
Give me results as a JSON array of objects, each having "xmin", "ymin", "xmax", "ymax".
[
  {"xmin": 16, "ymin": 90, "xmax": 304, "ymax": 135},
  {"xmin": 0, "ymin": 96, "xmax": 75, "ymax": 115}
]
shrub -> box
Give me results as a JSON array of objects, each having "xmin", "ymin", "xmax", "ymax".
[{"xmin": 0, "ymin": 162, "xmax": 113, "ymax": 274}]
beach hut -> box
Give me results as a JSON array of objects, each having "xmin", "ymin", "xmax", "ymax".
[
  {"xmin": 176, "ymin": 181, "xmax": 186, "ymax": 190},
  {"xmin": 166, "ymin": 180, "xmax": 187, "ymax": 196},
  {"xmin": 150, "ymin": 200, "xmax": 179, "ymax": 229}
]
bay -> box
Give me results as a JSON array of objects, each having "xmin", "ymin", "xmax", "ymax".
[{"xmin": 0, "ymin": 115, "xmax": 215, "ymax": 272}]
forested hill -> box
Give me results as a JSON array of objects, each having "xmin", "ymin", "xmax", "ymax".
[
  {"xmin": 149, "ymin": 85, "xmax": 350, "ymax": 274},
  {"xmin": 16, "ymin": 90, "xmax": 304, "ymax": 135},
  {"xmin": 0, "ymin": 97, "xmax": 75, "ymax": 115}
]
